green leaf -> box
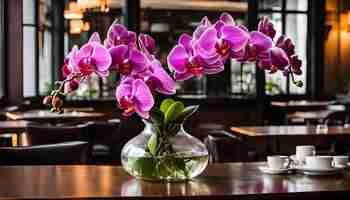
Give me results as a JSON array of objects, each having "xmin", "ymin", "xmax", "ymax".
[
  {"xmin": 147, "ymin": 134, "xmax": 158, "ymax": 156},
  {"xmin": 174, "ymin": 105, "xmax": 199, "ymax": 123},
  {"xmin": 164, "ymin": 101, "xmax": 184, "ymax": 124},
  {"xmin": 160, "ymin": 98, "xmax": 175, "ymax": 114},
  {"xmin": 150, "ymin": 109, "xmax": 164, "ymax": 126},
  {"xmin": 131, "ymin": 157, "xmax": 156, "ymax": 178}
]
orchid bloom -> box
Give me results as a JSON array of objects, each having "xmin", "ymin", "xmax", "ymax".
[
  {"xmin": 168, "ymin": 33, "xmax": 209, "ymax": 80},
  {"xmin": 50, "ymin": 13, "xmax": 303, "ymax": 119},
  {"xmin": 104, "ymin": 23, "xmax": 136, "ymax": 49},
  {"xmin": 258, "ymin": 16, "xmax": 276, "ymax": 40},
  {"xmin": 62, "ymin": 46, "xmax": 78, "ymax": 78},
  {"xmin": 69, "ymin": 32, "xmax": 112, "ymax": 77},
  {"xmin": 116, "ymin": 78, "xmax": 154, "ymax": 118},
  {"xmin": 195, "ymin": 14, "xmax": 250, "ymax": 64},
  {"xmin": 138, "ymin": 33, "xmax": 156, "ymax": 56},
  {"xmin": 137, "ymin": 59, "xmax": 176, "ymax": 95},
  {"xmin": 109, "ymin": 45, "xmax": 147, "ymax": 76}
]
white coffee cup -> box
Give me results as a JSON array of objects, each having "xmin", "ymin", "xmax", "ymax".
[
  {"xmin": 333, "ymin": 156, "xmax": 348, "ymax": 167},
  {"xmin": 296, "ymin": 145, "xmax": 316, "ymax": 165},
  {"xmin": 305, "ymin": 156, "xmax": 334, "ymax": 169},
  {"xmin": 267, "ymin": 156, "xmax": 291, "ymax": 169}
]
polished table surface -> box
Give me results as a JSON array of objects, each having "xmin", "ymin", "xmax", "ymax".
[
  {"xmin": 0, "ymin": 120, "xmax": 30, "ymax": 133},
  {"xmin": 230, "ymin": 125, "xmax": 350, "ymax": 137},
  {"xmin": 5, "ymin": 110, "xmax": 107, "ymax": 122},
  {"xmin": 0, "ymin": 163, "xmax": 350, "ymax": 199},
  {"xmin": 271, "ymin": 100, "xmax": 335, "ymax": 108}
]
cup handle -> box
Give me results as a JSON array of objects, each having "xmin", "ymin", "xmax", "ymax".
[{"xmin": 285, "ymin": 157, "xmax": 292, "ymax": 169}]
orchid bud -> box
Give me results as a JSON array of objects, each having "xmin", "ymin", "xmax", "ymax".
[
  {"xmin": 294, "ymin": 80, "xmax": 303, "ymax": 88},
  {"xmin": 52, "ymin": 96, "xmax": 63, "ymax": 109},
  {"xmin": 64, "ymin": 80, "xmax": 79, "ymax": 93},
  {"xmin": 43, "ymin": 96, "xmax": 52, "ymax": 105}
]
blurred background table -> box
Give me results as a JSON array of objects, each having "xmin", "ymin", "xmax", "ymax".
[{"xmin": 5, "ymin": 110, "xmax": 109, "ymax": 123}]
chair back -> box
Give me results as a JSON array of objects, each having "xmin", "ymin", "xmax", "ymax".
[
  {"xmin": 323, "ymin": 111, "xmax": 350, "ymax": 126},
  {"xmin": 26, "ymin": 123, "xmax": 89, "ymax": 146},
  {"xmin": 204, "ymin": 130, "xmax": 249, "ymax": 163},
  {"xmin": 86, "ymin": 119, "xmax": 121, "ymax": 145},
  {"xmin": 0, "ymin": 141, "xmax": 89, "ymax": 165}
]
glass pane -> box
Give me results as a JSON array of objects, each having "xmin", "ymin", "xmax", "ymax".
[
  {"xmin": 23, "ymin": 0, "xmax": 36, "ymax": 25},
  {"xmin": 23, "ymin": 26, "xmax": 37, "ymax": 97},
  {"xmin": 259, "ymin": 13, "xmax": 286, "ymax": 95},
  {"xmin": 231, "ymin": 61, "xmax": 256, "ymax": 95},
  {"xmin": 258, "ymin": 0, "xmax": 282, "ymax": 11},
  {"xmin": 286, "ymin": 0, "xmax": 308, "ymax": 11},
  {"xmin": 39, "ymin": 30, "xmax": 52, "ymax": 95},
  {"xmin": 286, "ymin": 14, "xmax": 307, "ymax": 94}
]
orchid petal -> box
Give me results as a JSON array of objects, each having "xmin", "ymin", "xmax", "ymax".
[
  {"xmin": 250, "ymin": 31, "xmax": 273, "ymax": 52},
  {"xmin": 179, "ymin": 33, "xmax": 192, "ymax": 51},
  {"xmin": 222, "ymin": 25, "xmax": 249, "ymax": 51},
  {"xmin": 130, "ymin": 49, "xmax": 147, "ymax": 72},
  {"xmin": 89, "ymin": 32, "xmax": 101, "ymax": 43},
  {"xmin": 269, "ymin": 47, "xmax": 290, "ymax": 70},
  {"xmin": 109, "ymin": 45, "xmax": 129, "ymax": 70},
  {"xmin": 92, "ymin": 43, "xmax": 112, "ymax": 72},
  {"xmin": 198, "ymin": 27, "xmax": 217, "ymax": 51},
  {"xmin": 150, "ymin": 60, "xmax": 176, "ymax": 94},
  {"xmin": 167, "ymin": 45, "xmax": 188, "ymax": 73},
  {"xmin": 204, "ymin": 65, "xmax": 224, "ymax": 74},
  {"xmin": 116, "ymin": 80, "xmax": 132, "ymax": 101},
  {"xmin": 133, "ymin": 79, "xmax": 154, "ymax": 112},
  {"xmin": 220, "ymin": 12, "xmax": 235, "ymax": 25}
]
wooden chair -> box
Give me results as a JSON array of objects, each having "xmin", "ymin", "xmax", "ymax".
[
  {"xmin": 204, "ymin": 130, "xmax": 251, "ymax": 163},
  {"xmin": 0, "ymin": 141, "xmax": 89, "ymax": 165},
  {"xmin": 25, "ymin": 122, "xmax": 89, "ymax": 146},
  {"xmin": 86, "ymin": 119, "xmax": 121, "ymax": 164},
  {"xmin": 322, "ymin": 111, "xmax": 350, "ymax": 126}
]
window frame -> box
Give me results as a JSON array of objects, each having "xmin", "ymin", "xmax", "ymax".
[
  {"xmin": 258, "ymin": 0, "xmax": 311, "ymax": 98},
  {"xmin": 0, "ymin": 0, "xmax": 5, "ymax": 104}
]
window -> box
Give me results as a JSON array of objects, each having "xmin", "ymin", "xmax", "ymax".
[
  {"xmin": 259, "ymin": 0, "xmax": 309, "ymax": 95},
  {"xmin": 23, "ymin": 0, "xmax": 37, "ymax": 97},
  {"xmin": 141, "ymin": 0, "xmax": 249, "ymax": 96},
  {"xmin": 22, "ymin": 0, "xmax": 60, "ymax": 97},
  {"xmin": 0, "ymin": 0, "xmax": 4, "ymax": 99}
]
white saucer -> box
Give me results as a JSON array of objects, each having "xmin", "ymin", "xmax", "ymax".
[
  {"xmin": 258, "ymin": 166, "xmax": 293, "ymax": 175},
  {"xmin": 296, "ymin": 166, "xmax": 346, "ymax": 175}
]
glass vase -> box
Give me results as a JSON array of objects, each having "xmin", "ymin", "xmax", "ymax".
[{"xmin": 121, "ymin": 120, "xmax": 209, "ymax": 182}]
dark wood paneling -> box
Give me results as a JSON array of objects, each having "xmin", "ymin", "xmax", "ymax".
[{"xmin": 5, "ymin": 0, "xmax": 23, "ymax": 105}]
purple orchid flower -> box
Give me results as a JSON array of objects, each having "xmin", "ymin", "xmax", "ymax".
[
  {"xmin": 258, "ymin": 16, "xmax": 276, "ymax": 40},
  {"xmin": 116, "ymin": 78, "xmax": 154, "ymax": 119},
  {"xmin": 276, "ymin": 35, "xmax": 295, "ymax": 57},
  {"xmin": 109, "ymin": 45, "xmax": 147, "ymax": 76},
  {"xmin": 62, "ymin": 46, "xmax": 78, "ymax": 78},
  {"xmin": 69, "ymin": 32, "xmax": 112, "ymax": 77},
  {"xmin": 193, "ymin": 16, "xmax": 212, "ymax": 40},
  {"xmin": 104, "ymin": 22, "xmax": 136, "ymax": 49},
  {"xmin": 195, "ymin": 20, "xmax": 250, "ymax": 64},
  {"xmin": 138, "ymin": 33, "xmax": 156, "ymax": 56},
  {"xmin": 135, "ymin": 59, "xmax": 176, "ymax": 95},
  {"xmin": 168, "ymin": 33, "xmax": 211, "ymax": 81}
]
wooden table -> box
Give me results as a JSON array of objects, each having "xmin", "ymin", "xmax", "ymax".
[
  {"xmin": 0, "ymin": 120, "xmax": 30, "ymax": 133},
  {"xmin": 287, "ymin": 110, "xmax": 334, "ymax": 124},
  {"xmin": 271, "ymin": 100, "xmax": 335, "ymax": 110},
  {"xmin": 230, "ymin": 126, "xmax": 350, "ymax": 155},
  {"xmin": 271, "ymin": 101, "xmax": 336, "ymax": 124},
  {"xmin": 230, "ymin": 125, "xmax": 350, "ymax": 137},
  {"xmin": 0, "ymin": 163, "xmax": 349, "ymax": 199},
  {"xmin": 5, "ymin": 110, "xmax": 108, "ymax": 123}
]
